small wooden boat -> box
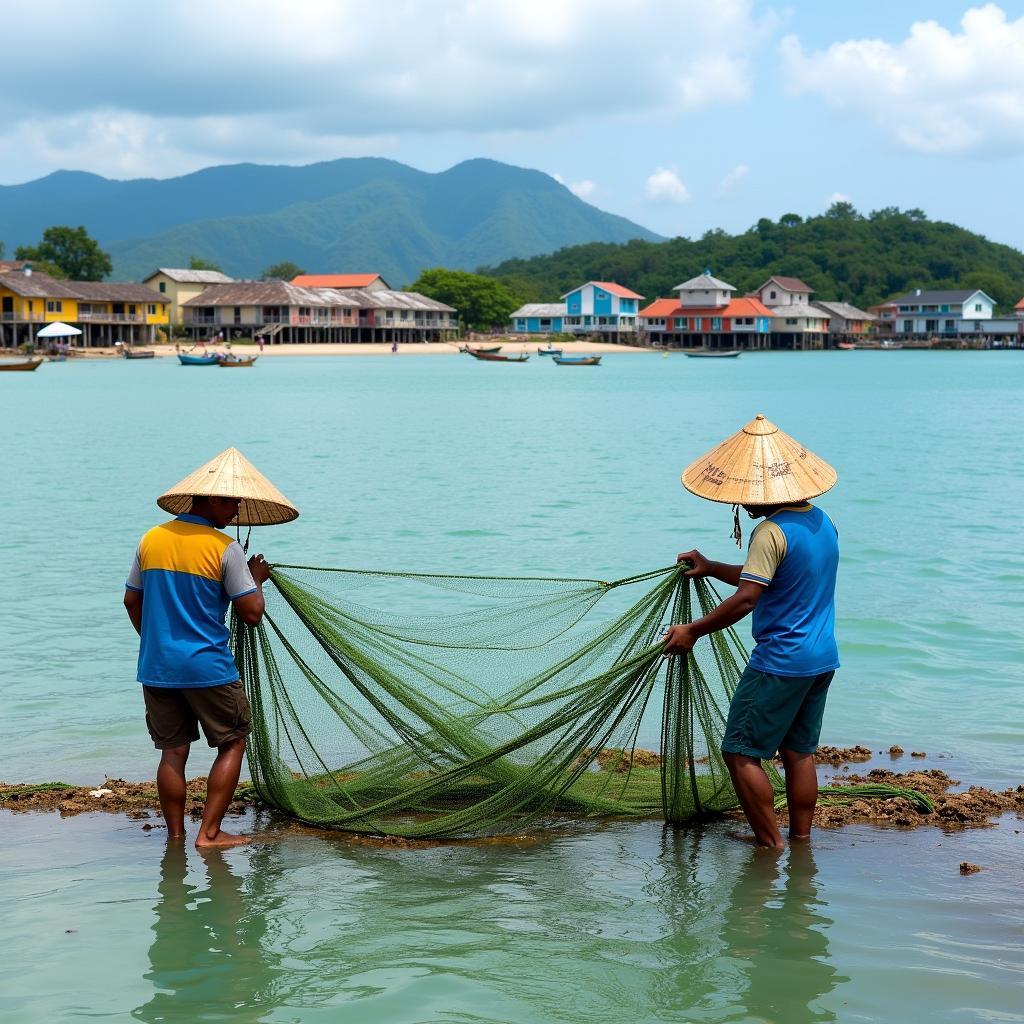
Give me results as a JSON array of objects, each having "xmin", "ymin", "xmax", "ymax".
[
  {"xmin": 460, "ymin": 344, "xmax": 503, "ymax": 355},
  {"xmin": 0, "ymin": 357, "xmax": 43, "ymax": 372},
  {"xmin": 466, "ymin": 349, "xmax": 529, "ymax": 362},
  {"xmin": 122, "ymin": 348, "xmax": 156, "ymax": 359},
  {"xmin": 553, "ymin": 355, "xmax": 601, "ymax": 366},
  {"xmin": 537, "ymin": 347, "xmax": 564, "ymax": 356},
  {"xmin": 837, "ymin": 342, "xmax": 857, "ymax": 350},
  {"xmin": 218, "ymin": 355, "xmax": 258, "ymax": 367},
  {"xmin": 178, "ymin": 352, "xmax": 222, "ymax": 366},
  {"xmin": 685, "ymin": 350, "xmax": 741, "ymax": 359}
]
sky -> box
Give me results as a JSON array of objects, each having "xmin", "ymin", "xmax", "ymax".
[{"xmin": 3, "ymin": 0, "xmax": 1023, "ymax": 247}]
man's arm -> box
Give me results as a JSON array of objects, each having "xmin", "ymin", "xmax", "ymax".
[
  {"xmin": 124, "ymin": 589, "xmax": 143, "ymax": 636},
  {"xmin": 232, "ymin": 553, "xmax": 271, "ymax": 627},
  {"xmin": 677, "ymin": 549, "xmax": 743, "ymax": 587},
  {"xmin": 662, "ymin": 581, "xmax": 763, "ymax": 655}
]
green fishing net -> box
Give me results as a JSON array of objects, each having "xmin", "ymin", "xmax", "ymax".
[{"xmin": 233, "ymin": 563, "xmax": 928, "ymax": 839}]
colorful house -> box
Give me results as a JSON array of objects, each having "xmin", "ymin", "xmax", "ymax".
[
  {"xmin": 639, "ymin": 272, "xmax": 774, "ymax": 349},
  {"xmin": 756, "ymin": 276, "xmax": 814, "ymax": 308},
  {"xmin": 510, "ymin": 303, "xmax": 566, "ymax": 334},
  {"xmin": 1, "ymin": 265, "xmax": 170, "ymax": 348},
  {"xmin": 143, "ymin": 268, "xmax": 235, "ymax": 325},
  {"xmin": 812, "ymin": 301, "xmax": 876, "ymax": 339},
  {"xmin": 888, "ymin": 288, "xmax": 994, "ymax": 337},
  {"xmin": 561, "ymin": 281, "xmax": 643, "ymax": 339},
  {"xmin": 768, "ymin": 303, "xmax": 829, "ymax": 350}
]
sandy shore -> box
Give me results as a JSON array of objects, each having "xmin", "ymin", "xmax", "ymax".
[{"xmin": 16, "ymin": 339, "xmax": 654, "ymax": 360}]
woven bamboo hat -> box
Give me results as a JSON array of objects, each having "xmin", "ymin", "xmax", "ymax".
[
  {"xmin": 681, "ymin": 415, "xmax": 836, "ymax": 506},
  {"xmin": 157, "ymin": 447, "xmax": 299, "ymax": 525}
]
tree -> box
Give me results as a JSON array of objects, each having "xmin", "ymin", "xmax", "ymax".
[
  {"xmin": 261, "ymin": 260, "xmax": 306, "ymax": 281},
  {"xmin": 778, "ymin": 213, "xmax": 803, "ymax": 228},
  {"xmin": 824, "ymin": 201, "xmax": 861, "ymax": 221},
  {"xmin": 15, "ymin": 225, "xmax": 111, "ymax": 280},
  {"xmin": 188, "ymin": 255, "xmax": 223, "ymax": 272},
  {"xmin": 410, "ymin": 268, "xmax": 520, "ymax": 330}
]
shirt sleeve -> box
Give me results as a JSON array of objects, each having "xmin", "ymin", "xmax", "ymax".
[
  {"xmin": 740, "ymin": 521, "xmax": 787, "ymax": 586},
  {"xmin": 125, "ymin": 548, "xmax": 143, "ymax": 592},
  {"xmin": 222, "ymin": 542, "xmax": 258, "ymax": 600}
]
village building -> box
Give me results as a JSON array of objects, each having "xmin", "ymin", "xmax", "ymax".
[
  {"xmin": 887, "ymin": 288, "xmax": 994, "ymax": 338},
  {"xmin": 867, "ymin": 301, "xmax": 898, "ymax": 339},
  {"xmin": 142, "ymin": 268, "xmax": 235, "ymax": 325},
  {"xmin": 1, "ymin": 264, "xmax": 169, "ymax": 348},
  {"xmin": 638, "ymin": 272, "xmax": 774, "ymax": 350},
  {"xmin": 756, "ymin": 276, "xmax": 814, "ymax": 307},
  {"xmin": 291, "ymin": 273, "xmax": 390, "ymax": 292},
  {"xmin": 561, "ymin": 282, "xmax": 643, "ymax": 340},
  {"xmin": 510, "ymin": 303, "xmax": 567, "ymax": 334},
  {"xmin": 768, "ymin": 303, "xmax": 829, "ymax": 350},
  {"xmin": 811, "ymin": 300, "xmax": 876, "ymax": 340},
  {"xmin": 181, "ymin": 281, "xmax": 457, "ymax": 344}
]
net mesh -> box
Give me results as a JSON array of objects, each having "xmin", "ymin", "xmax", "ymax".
[{"xmin": 234, "ymin": 562, "xmax": 929, "ymax": 839}]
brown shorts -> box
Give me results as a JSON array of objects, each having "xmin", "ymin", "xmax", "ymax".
[{"xmin": 142, "ymin": 681, "xmax": 252, "ymax": 750}]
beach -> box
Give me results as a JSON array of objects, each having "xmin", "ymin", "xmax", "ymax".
[{"xmin": 2, "ymin": 350, "xmax": 1022, "ymax": 1022}]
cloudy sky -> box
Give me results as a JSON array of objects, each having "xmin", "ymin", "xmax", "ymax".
[{"xmin": 4, "ymin": 0, "xmax": 1023, "ymax": 245}]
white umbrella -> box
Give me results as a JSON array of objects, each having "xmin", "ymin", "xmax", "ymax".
[{"xmin": 37, "ymin": 322, "xmax": 83, "ymax": 338}]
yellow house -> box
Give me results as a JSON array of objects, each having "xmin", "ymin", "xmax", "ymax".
[
  {"xmin": 143, "ymin": 268, "xmax": 235, "ymax": 325},
  {"xmin": 0, "ymin": 265, "xmax": 170, "ymax": 348}
]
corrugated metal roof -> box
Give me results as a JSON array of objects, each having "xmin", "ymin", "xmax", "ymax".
[
  {"xmin": 510, "ymin": 303, "xmax": 566, "ymax": 318},
  {"xmin": 292, "ymin": 273, "xmax": 389, "ymax": 288},
  {"xmin": 768, "ymin": 302, "xmax": 827, "ymax": 319},
  {"xmin": 639, "ymin": 298, "xmax": 678, "ymax": 318},
  {"xmin": 0, "ymin": 270, "xmax": 166, "ymax": 303},
  {"xmin": 145, "ymin": 268, "xmax": 235, "ymax": 284},
  {"xmin": 889, "ymin": 288, "xmax": 992, "ymax": 305},
  {"xmin": 760, "ymin": 276, "xmax": 812, "ymax": 293},
  {"xmin": 812, "ymin": 301, "xmax": 876, "ymax": 321},
  {"xmin": 336, "ymin": 289, "xmax": 456, "ymax": 313},
  {"xmin": 560, "ymin": 281, "xmax": 645, "ymax": 300},
  {"xmin": 644, "ymin": 297, "xmax": 776, "ymax": 319},
  {"xmin": 183, "ymin": 282, "xmax": 359, "ymax": 307},
  {"xmin": 673, "ymin": 272, "xmax": 736, "ymax": 293}
]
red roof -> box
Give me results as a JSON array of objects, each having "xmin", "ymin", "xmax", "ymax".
[
  {"xmin": 591, "ymin": 281, "xmax": 644, "ymax": 300},
  {"xmin": 292, "ymin": 273, "xmax": 387, "ymax": 288},
  {"xmin": 1015, "ymin": 297, "xmax": 1024, "ymax": 310},
  {"xmin": 640, "ymin": 297, "xmax": 774, "ymax": 319},
  {"xmin": 639, "ymin": 298, "xmax": 678, "ymax": 317}
]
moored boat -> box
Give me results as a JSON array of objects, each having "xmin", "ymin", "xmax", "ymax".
[
  {"xmin": 553, "ymin": 355, "xmax": 601, "ymax": 366},
  {"xmin": 837, "ymin": 342, "xmax": 857, "ymax": 350},
  {"xmin": 460, "ymin": 344, "xmax": 503, "ymax": 355},
  {"xmin": 0, "ymin": 357, "xmax": 43, "ymax": 372},
  {"xmin": 178, "ymin": 352, "xmax": 223, "ymax": 366},
  {"xmin": 466, "ymin": 349, "xmax": 529, "ymax": 362},
  {"xmin": 537, "ymin": 347, "xmax": 564, "ymax": 356},
  {"xmin": 685, "ymin": 350, "xmax": 741, "ymax": 359},
  {"xmin": 218, "ymin": 355, "xmax": 258, "ymax": 367},
  {"xmin": 122, "ymin": 348, "xmax": 156, "ymax": 359}
]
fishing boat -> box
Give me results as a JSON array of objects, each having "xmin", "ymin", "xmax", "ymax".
[
  {"xmin": 460, "ymin": 344, "xmax": 503, "ymax": 355},
  {"xmin": 218, "ymin": 355, "xmax": 259, "ymax": 367},
  {"xmin": 837, "ymin": 342, "xmax": 857, "ymax": 350},
  {"xmin": 0, "ymin": 357, "xmax": 43, "ymax": 372},
  {"xmin": 537, "ymin": 347, "xmax": 564, "ymax": 356},
  {"xmin": 122, "ymin": 348, "xmax": 156, "ymax": 359},
  {"xmin": 685, "ymin": 350, "xmax": 741, "ymax": 359},
  {"xmin": 178, "ymin": 351, "xmax": 222, "ymax": 366},
  {"xmin": 553, "ymin": 355, "xmax": 601, "ymax": 366},
  {"xmin": 466, "ymin": 349, "xmax": 529, "ymax": 362}
]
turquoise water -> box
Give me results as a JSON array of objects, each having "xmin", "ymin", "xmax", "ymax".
[{"xmin": 3, "ymin": 352, "xmax": 1023, "ymax": 1021}]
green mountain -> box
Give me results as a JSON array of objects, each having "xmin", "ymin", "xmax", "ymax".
[
  {"xmin": 0, "ymin": 158, "xmax": 661, "ymax": 284},
  {"xmin": 480, "ymin": 206, "xmax": 1024, "ymax": 311}
]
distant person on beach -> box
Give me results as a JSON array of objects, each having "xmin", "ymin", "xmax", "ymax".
[
  {"xmin": 663, "ymin": 415, "xmax": 838, "ymax": 850},
  {"xmin": 123, "ymin": 449, "xmax": 298, "ymax": 848}
]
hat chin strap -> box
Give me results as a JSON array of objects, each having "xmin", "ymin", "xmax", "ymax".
[{"xmin": 731, "ymin": 504, "xmax": 743, "ymax": 548}]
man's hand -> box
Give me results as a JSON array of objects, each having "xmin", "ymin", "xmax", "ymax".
[
  {"xmin": 248, "ymin": 553, "xmax": 271, "ymax": 585},
  {"xmin": 676, "ymin": 549, "xmax": 712, "ymax": 578},
  {"xmin": 663, "ymin": 624, "xmax": 697, "ymax": 656}
]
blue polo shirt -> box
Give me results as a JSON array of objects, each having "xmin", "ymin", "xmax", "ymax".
[
  {"xmin": 126, "ymin": 514, "xmax": 257, "ymax": 687},
  {"xmin": 739, "ymin": 504, "xmax": 839, "ymax": 676}
]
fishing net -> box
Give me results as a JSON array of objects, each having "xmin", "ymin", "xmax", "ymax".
[{"xmin": 234, "ymin": 563, "xmax": 928, "ymax": 839}]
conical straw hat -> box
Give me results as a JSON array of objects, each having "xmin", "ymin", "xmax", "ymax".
[
  {"xmin": 681, "ymin": 415, "xmax": 836, "ymax": 505},
  {"xmin": 157, "ymin": 447, "xmax": 299, "ymax": 525}
]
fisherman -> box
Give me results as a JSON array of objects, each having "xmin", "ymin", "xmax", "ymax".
[
  {"xmin": 663, "ymin": 415, "xmax": 839, "ymax": 850},
  {"xmin": 123, "ymin": 448, "xmax": 298, "ymax": 848}
]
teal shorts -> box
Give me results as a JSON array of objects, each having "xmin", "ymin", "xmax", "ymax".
[{"xmin": 721, "ymin": 666, "xmax": 835, "ymax": 760}]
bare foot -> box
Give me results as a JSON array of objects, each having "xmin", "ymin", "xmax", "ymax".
[
  {"xmin": 729, "ymin": 830, "xmax": 785, "ymax": 851},
  {"xmin": 195, "ymin": 830, "xmax": 250, "ymax": 849}
]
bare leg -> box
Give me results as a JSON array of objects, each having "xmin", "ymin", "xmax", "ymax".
[
  {"xmin": 156, "ymin": 744, "xmax": 190, "ymax": 839},
  {"xmin": 780, "ymin": 747, "xmax": 818, "ymax": 840},
  {"xmin": 724, "ymin": 752, "xmax": 785, "ymax": 850},
  {"xmin": 195, "ymin": 737, "xmax": 249, "ymax": 849}
]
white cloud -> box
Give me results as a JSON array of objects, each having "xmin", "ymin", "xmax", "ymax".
[
  {"xmin": 646, "ymin": 168, "xmax": 691, "ymax": 204},
  {"xmin": 826, "ymin": 191, "xmax": 851, "ymax": 206},
  {"xmin": 551, "ymin": 172, "xmax": 565, "ymax": 184},
  {"xmin": 781, "ymin": 3, "xmax": 1024, "ymax": 155},
  {"xmin": 0, "ymin": 0, "xmax": 769, "ymax": 181},
  {"xmin": 718, "ymin": 164, "xmax": 750, "ymax": 196},
  {"xmin": 569, "ymin": 180, "xmax": 596, "ymax": 199}
]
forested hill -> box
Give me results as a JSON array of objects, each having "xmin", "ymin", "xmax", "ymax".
[{"xmin": 480, "ymin": 205, "xmax": 1024, "ymax": 310}]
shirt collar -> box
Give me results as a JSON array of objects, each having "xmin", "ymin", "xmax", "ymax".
[{"xmin": 176, "ymin": 513, "xmax": 218, "ymax": 528}]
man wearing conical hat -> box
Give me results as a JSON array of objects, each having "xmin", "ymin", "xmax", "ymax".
[
  {"xmin": 663, "ymin": 415, "xmax": 839, "ymax": 850},
  {"xmin": 123, "ymin": 448, "xmax": 298, "ymax": 849}
]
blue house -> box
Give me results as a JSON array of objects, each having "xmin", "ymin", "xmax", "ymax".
[
  {"xmin": 510, "ymin": 303, "xmax": 566, "ymax": 334},
  {"xmin": 561, "ymin": 281, "xmax": 644, "ymax": 336}
]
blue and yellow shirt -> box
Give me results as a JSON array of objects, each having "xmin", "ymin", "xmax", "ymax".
[
  {"xmin": 126, "ymin": 514, "xmax": 256, "ymax": 687},
  {"xmin": 739, "ymin": 503, "xmax": 840, "ymax": 677}
]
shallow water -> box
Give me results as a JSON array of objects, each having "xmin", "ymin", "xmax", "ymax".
[{"xmin": 2, "ymin": 351, "xmax": 1023, "ymax": 1021}]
